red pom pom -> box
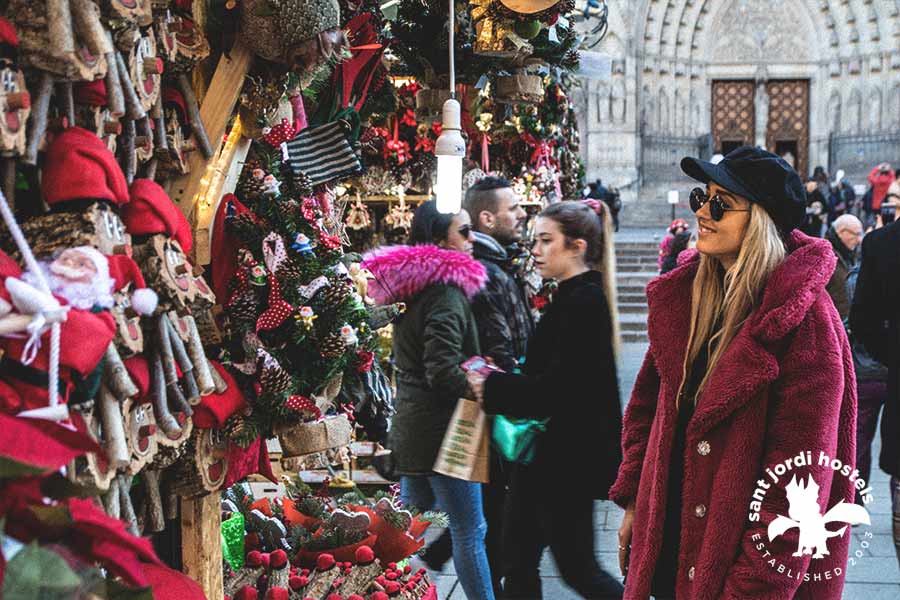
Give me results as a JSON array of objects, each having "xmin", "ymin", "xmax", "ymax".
[
  {"xmin": 265, "ymin": 588, "xmax": 289, "ymax": 600},
  {"xmin": 316, "ymin": 553, "xmax": 336, "ymax": 571},
  {"xmin": 348, "ymin": 596, "xmax": 365, "ymax": 600},
  {"xmin": 375, "ymin": 575, "xmax": 386, "ymax": 586},
  {"xmin": 354, "ymin": 545, "xmax": 375, "ymax": 564},
  {"xmin": 301, "ymin": 569, "xmax": 310, "ymax": 576},
  {"xmin": 387, "ymin": 562, "xmax": 397, "ymax": 571},
  {"xmin": 270, "ymin": 549, "xmax": 288, "ymax": 569},
  {"xmin": 246, "ymin": 550, "xmax": 263, "ymax": 567},
  {"xmin": 384, "ymin": 581, "xmax": 401, "ymax": 594},
  {"xmin": 369, "ymin": 593, "xmax": 389, "ymax": 600},
  {"xmin": 234, "ymin": 586, "xmax": 258, "ymax": 600},
  {"xmin": 385, "ymin": 571, "xmax": 398, "ymax": 580},
  {"xmin": 260, "ymin": 553, "xmax": 271, "ymax": 568},
  {"xmin": 403, "ymin": 565, "xmax": 411, "ymax": 574},
  {"xmin": 289, "ymin": 575, "xmax": 305, "ymax": 590},
  {"xmin": 326, "ymin": 594, "xmax": 344, "ymax": 600}
]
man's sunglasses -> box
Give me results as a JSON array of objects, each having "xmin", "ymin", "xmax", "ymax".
[
  {"xmin": 458, "ymin": 224, "xmax": 472, "ymax": 238},
  {"xmin": 689, "ymin": 187, "xmax": 751, "ymax": 221}
]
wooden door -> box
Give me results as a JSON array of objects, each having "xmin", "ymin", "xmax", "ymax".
[
  {"xmin": 711, "ymin": 80, "xmax": 755, "ymax": 154},
  {"xmin": 765, "ymin": 79, "xmax": 810, "ymax": 178}
]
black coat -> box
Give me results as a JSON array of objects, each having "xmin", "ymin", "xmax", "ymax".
[
  {"xmin": 470, "ymin": 232, "xmax": 534, "ymax": 373},
  {"xmin": 482, "ymin": 270, "xmax": 623, "ymax": 498},
  {"xmin": 850, "ymin": 219, "xmax": 900, "ymax": 478}
]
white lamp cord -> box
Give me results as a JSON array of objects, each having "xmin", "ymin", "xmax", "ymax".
[{"xmin": 449, "ymin": 0, "xmax": 455, "ymax": 99}]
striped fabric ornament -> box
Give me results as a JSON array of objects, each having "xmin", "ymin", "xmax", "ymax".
[{"xmin": 284, "ymin": 121, "xmax": 363, "ymax": 186}]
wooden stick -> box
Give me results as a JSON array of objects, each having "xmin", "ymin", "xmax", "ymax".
[
  {"xmin": 181, "ymin": 493, "xmax": 224, "ymax": 600},
  {"xmin": 104, "ymin": 34, "xmax": 126, "ymax": 117},
  {"xmin": 58, "ymin": 81, "xmax": 76, "ymax": 130},
  {"xmin": 122, "ymin": 118, "xmax": 136, "ymax": 184},
  {"xmin": 24, "ymin": 72, "xmax": 54, "ymax": 165},
  {"xmin": 176, "ymin": 73, "xmax": 213, "ymax": 159},
  {"xmin": 183, "ymin": 315, "xmax": 215, "ymax": 394},
  {"xmin": 117, "ymin": 473, "xmax": 140, "ymax": 536},
  {"xmin": 151, "ymin": 350, "xmax": 182, "ymax": 436},
  {"xmin": 47, "ymin": 0, "xmax": 76, "ymax": 60},
  {"xmin": 70, "ymin": 0, "xmax": 114, "ymax": 57},
  {"xmin": 209, "ymin": 358, "xmax": 227, "ymax": 394},
  {"xmin": 103, "ymin": 344, "xmax": 139, "ymax": 399},
  {"xmin": 143, "ymin": 469, "xmax": 166, "ymax": 533},
  {"xmin": 143, "ymin": 157, "xmax": 158, "ymax": 180},
  {"xmin": 162, "ymin": 313, "xmax": 199, "ymax": 404},
  {"xmin": 151, "ymin": 92, "xmax": 168, "ymax": 150},
  {"xmin": 1, "ymin": 159, "xmax": 14, "ymax": 211},
  {"xmin": 164, "ymin": 486, "xmax": 178, "ymax": 521},
  {"xmin": 116, "ymin": 51, "xmax": 146, "ymax": 121},
  {"xmin": 103, "ymin": 475, "xmax": 121, "ymax": 518},
  {"xmin": 156, "ymin": 315, "xmax": 190, "ymax": 416},
  {"xmin": 98, "ymin": 384, "xmax": 130, "ymax": 469}
]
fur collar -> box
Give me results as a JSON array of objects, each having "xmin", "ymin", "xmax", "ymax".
[
  {"xmin": 645, "ymin": 230, "xmax": 837, "ymax": 432},
  {"xmin": 361, "ymin": 245, "xmax": 487, "ymax": 305}
]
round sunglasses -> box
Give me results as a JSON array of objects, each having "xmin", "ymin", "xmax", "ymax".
[{"xmin": 689, "ymin": 187, "xmax": 751, "ymax": 221}]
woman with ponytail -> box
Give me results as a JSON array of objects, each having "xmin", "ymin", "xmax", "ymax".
[
  {"xmin": 610, "ymin": 147, "xmax": 856, "ymax": 600},
  {"xmin": 468, "ymin": 199, "xmax": 625, "ymax": 599}
]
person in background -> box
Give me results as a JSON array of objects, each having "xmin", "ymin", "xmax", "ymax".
[
  {"xmin": 824, "ymin": 214, "xmax": 863, "ymax": 320},
  {"xmin": 868, "ymin": 162, "xmax": 896, "ymax": 216},
  {"xmin": 467, "ymin": 200, "xmax": 624, "ymax": 600},
  {"xmin": 660, "ymin": 228, "xmax": 692, "ymax": 275},
  {"xmin": 361, "ymin": 201, "xmax": 496, "ymax": 600},
  {"xmin": 658, "ymin": 219, "xmax": 689, "ymax": 272},
  {"xmin": 801, "ymin": 178, "xmax": 829, "ymax": 237},
  {"xmin": 849, "ymin": 191, "xmax": 900, "ymax": 568},
  {"xmin": 612, "ymin": 146, "xmax": 856, "ymax": 599},
  {"xmin": 588, "ymin": 179, "xmax": 621, "ymax": 231},
  {"xmin": 829, "ymin": 169, "xmax": 855, "ymax": 221}
]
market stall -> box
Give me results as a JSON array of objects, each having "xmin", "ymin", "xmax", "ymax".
[{"xmin": 0, "ymin": 1, "xmax": 594, "ymax": 598}]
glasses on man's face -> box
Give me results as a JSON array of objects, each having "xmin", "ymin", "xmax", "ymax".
[
  {"xmin": 689, "ymin": 187, "xmax": 752, "ymax": 221},
  {"xmin": 458, "ymin": 224, "xmax": 472, "ymax": 238}
]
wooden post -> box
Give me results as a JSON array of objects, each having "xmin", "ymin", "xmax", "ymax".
[
  {"xmin": 181, "ymin": 492, "xmax": 224, "ymax": 600},
  {"xmin": 167, "ymin": 43, "xmax": 253, "ymax": 264}
]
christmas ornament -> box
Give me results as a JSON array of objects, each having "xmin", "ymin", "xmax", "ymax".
[
  {"xmin": 256, "ymin": 278, "xmax": 294, "ymax": 332},
  {"xmin": 285, "ymin": 395, "xmax": 321, "ymax": 420},
  {"xmin": 292, "ymin": 233, "xmax": 314, "ymax": 255},
  {"xmin": 339, "ymin": 324, "xmax": 359, "ymax": 346},
  {"xmin": 295, "ymin": 306, "xmax": 318, "ymax": 329},
  {"xmin": 298, "ymin": 275, "xmax": 331, "ymax": 301}
]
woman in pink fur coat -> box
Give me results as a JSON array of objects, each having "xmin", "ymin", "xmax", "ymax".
[{"xmin": 610, "ymin": 146, "xmax": 858, "ymax": 600}]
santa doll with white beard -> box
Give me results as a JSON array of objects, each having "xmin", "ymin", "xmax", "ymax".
[{"xmin": 23, "ymin": 246, "xmax": 116, "ymax": 311}]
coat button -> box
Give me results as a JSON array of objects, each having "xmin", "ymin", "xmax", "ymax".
[
  {"xmin": 697, "ymin": 440, "xmax": 711, "ymax": 456},
  {"xmin": 688, "ymin": 566, "xmax": 695, "ymax": 581},
  {"xmin": 694, "ymin": 503, "xmax": 707, "ymax": 518}
]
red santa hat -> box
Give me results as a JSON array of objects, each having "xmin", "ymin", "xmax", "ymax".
[
  {"xmin": 0, "ymin": 17, "xmax": 18, "ymax": 48},
  {"xmin": 42, "ymin": 127, "xmax": 130, "ymax": 207},
  {"xmin": 121, "ymin": 179, "xmax": 193, "ymax": 253},
  {"xmin": 106, "ymin": 254, "xmax": 158, "ymax": 315},
  {"xmin": 73, "ymin": 79, "xmax": 108, "ymax": 107}
]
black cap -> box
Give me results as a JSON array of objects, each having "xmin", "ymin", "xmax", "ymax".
[{"xmin": 680, "ymin": 146, "xmax": 806, "ymax": 233}]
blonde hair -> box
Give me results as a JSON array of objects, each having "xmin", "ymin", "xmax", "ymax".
[{"xmin": 678, "ymin": 204, "xmax": 786, "ymax": 405}]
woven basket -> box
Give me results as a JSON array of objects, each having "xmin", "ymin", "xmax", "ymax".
[
  {"xmin": 494, "ymin": 74, "xmax": 543, "ymax": 104},
  {"xmin": 276, "ymin": 414, "xmax": 353, "ymax": 458}
]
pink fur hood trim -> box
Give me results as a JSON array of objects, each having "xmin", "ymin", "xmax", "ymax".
[{"xmin": 361, "ymin": 245, "xmax": 488, "ymax": 305}]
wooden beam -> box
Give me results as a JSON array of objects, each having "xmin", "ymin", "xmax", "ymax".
[
  {"xmin": 168, "ymin": 43, "xmax": 253, "ymax": 262},
  {"xmin": 181, "ymin": 492, "xmax": 224, "ymax": 600}
]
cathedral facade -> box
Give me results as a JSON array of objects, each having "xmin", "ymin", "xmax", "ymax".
[{"xmin": 574, "ymin": 0, "xmax": 900, "ymax": 223}]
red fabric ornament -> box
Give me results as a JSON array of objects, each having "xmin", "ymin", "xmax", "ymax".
[
  {"xmin": 192, "ymin": 361, "xmax": 247, "ymax": 428},
  {"xmin": 319, "ymin": 232, "xmax": 343, "ymax": 250},
  {"xmin": 223, "ymin": 435, "xmax": 276, "ymax": 488},
  {"xmin": 256, "ymin": 277, "xmax": 294, "ymax": 332},
  {"xmin": 73, "ymin": 79, "xmax": 107, "ymax": 107},
  {"xmin": 300, "ymin": 198, "xmax": 319, "ymax": 222},
  {"xmin": 413, "ymin": 135, "xmax": 434, "ymax": 153},
  {"xmin": 0, "ymin": 412, "xmax": 99, "ymax": 473},
  {"xmin": 211, "ymin": 193, "xmax": 254, "ymax": 302},
  {"xmin": 122, "ymin": 179, "xmax": 193, "ymax": 252},
  {"xmin": 284, "ymin": 395, "xmax": 321, "ymax": 419},
  {"xmin": 262, "ymin": 119, "xmax": 297, "ymax": 147},
  {"xmin": 163, "ymin": 86, "xmax": 188, "ymax": 124},
  {"xmin": 399, "ymin": 109, "xmax": 416, "ymax": 128},
  {"xmin": 141, "ymin": 562, "xmax": 206, "ymax": 600},
  {"xmin": 0, "ymin": 17, "xmax": 18, "ymax": 47},
  {"xmin": 42, "ymin": 127, "xmax": 129, "ymax": 207},
  {"xmin": 356, "ymin": 351, "xmax": 374, "ymax": 373}
]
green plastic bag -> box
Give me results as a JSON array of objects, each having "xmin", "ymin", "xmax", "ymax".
[{"xmin": 491, "ymin": 415, "xmax": 548, "ymax": 465}]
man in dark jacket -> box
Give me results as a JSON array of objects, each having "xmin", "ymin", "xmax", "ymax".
[
  {"xmin": 849, "ymin": 211, "xmax": 900, "ymax": 567},
  {"xmin": 824, "ymin": 214, "xmax": 862, "ymax": 320},
  {"xmin": 461, "ymin": 176, "xmax": 534, "ymax": 593}
]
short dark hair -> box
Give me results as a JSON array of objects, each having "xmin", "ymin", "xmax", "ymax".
[
  {"xmin": 464, "ymin": 176, "xmax": 513, "ymax": 222},
  {"xmin": 410, "ymin": 200, "xmax": 455, "ymax": 245}
]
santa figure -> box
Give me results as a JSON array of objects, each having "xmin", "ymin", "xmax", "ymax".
[{"xmin": 23, "ymin": 246, "xmax": 115, "ymax": 311}]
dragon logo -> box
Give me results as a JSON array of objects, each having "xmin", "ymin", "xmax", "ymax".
[{"xmin": 767, "ymin": 475, "xmax": 871, "ymax": 559}]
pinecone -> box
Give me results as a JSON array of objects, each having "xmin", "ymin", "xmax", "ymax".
[
  {"xmin": 318, "ymin": 332, "xmax": 347, "ymax": 359},
  {"xmin": 293, "ymin": 170, "xmax": 314, "ymax": 196},
  {"xmin": 276, "ymin": 257, "xmax": 304, "ymax": 282},
  {"xmin": 317, "ymin": 281, "xmax": 352, "ymax": 308},
  {"xmin": 226, "ymin": 292, "xmax": 260, "ymax": 322},
  {"xmin": 237, "ymin": 159, "xmax": 267, "ymax": 201},
  {"xmin": 260, "ymin": 360, "xmax": 293, "ymax": 394},
  {"xmin": 563, "ymin": 48, "xmax": 580, "ymax": 70},
  {"xmin": 226, "ymin": 213, "xmax": 265, "ymax": 249}
]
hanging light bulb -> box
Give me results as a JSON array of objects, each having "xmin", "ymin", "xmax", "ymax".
[
  {"xmin": 435, "ymin": 0, "xmax": 465, "ymax": 214},
  {"xmin": 435, "ymin": 98, "xmax": 465, "ymax": 214}
]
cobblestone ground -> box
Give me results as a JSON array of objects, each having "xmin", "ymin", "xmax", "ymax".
[{"xmin": 427, "ymin": 341, "xmax": 900, "ymax": 599}]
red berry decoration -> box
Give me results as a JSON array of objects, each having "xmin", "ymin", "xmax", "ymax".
[
  {"xmin": 246, "ymin": 550, "xmax": 263, "ymax": 567},
  {"xmin": 384, "ymin": 581, "xmax": 401, "ymax": 595},
  {"xmin": 369, "ymin": 593, "xmax": 389, "ymax": 600},
  {"xmin": 317, "ymin": 553, "xmax": 336, "ymax": 571},
  {"xmin": 264, "ymin": 587, "xmax": 289, "ymax": 600},
  {"xmin": 262, "ymin": 119, "xmax": 297, "ymax": 147},
  {"xmin": 270, "ymin": 549, "xmax": 288, "ymax": 569},
  {"xmin": 355, "ymin": 545, "xmax": 375, "ymax": 564},
  {"xmin": 403, "ymin": 565, "xmax": 411, "ymax": 574},
  {"xmin": 289, "ymin": 575, "xmax": 305, "ymax": 590},
  {"xmin": 387, "ymin": 562, "xmax": 397, "ymax": 571},
  {"xmin": 234, "ymin": 586, "xmax": 258, "ymax": 600},
  {"xmin": 260, "ymin": 553, "xmax": 271, "ymax": 568},
  {"xmin": 385, "ymin": 571, "xmax": 398, "ymax": 580}
]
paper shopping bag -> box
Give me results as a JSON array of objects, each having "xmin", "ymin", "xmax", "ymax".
[{"xmin": 433, "ymin": 398, "xmax": 490, "ymax": 483}]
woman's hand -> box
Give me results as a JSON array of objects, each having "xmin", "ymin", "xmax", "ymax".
[
  {"xmin": 618, "ymin": 501, "xmax": 635, "ymax": 577},
  {"xmin": 466, "ymin": 369, "xmax": 487, "ymax": 403}
]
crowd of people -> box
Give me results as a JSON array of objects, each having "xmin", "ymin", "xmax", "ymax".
[{"xmin": 362, "ymin": 149, "xmax": 899, "ymax": 599}]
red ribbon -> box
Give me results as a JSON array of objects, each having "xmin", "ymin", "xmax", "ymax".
[
  {"xmin": 481, "ymin": 133, "xmax": 491, "ymax": 172},
  {"xmin": 522, "ymin": 133, "xmax": 556, "ymax": 169}
]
